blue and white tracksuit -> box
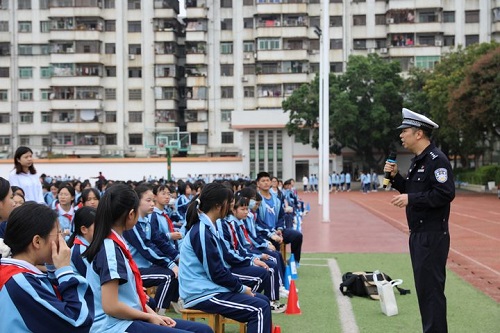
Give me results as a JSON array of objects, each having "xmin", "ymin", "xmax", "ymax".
[{"xmin": 179, "ymin": 213, "xmax": 271, "ymax": 333}]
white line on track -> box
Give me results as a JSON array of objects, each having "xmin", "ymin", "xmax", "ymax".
[{"xmin": 328, "ymin": 259, "xmax": 359, "ymax": 333}]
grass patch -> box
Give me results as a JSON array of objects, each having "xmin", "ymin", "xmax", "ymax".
[{"xmin": 171, "ymin": 253, "xmax": 498, "ymax": 332}]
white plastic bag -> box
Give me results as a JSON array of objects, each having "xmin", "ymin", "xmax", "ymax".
[{"xmin": 373, "ymin": 270, "xmax": 403, "ymax": 316}]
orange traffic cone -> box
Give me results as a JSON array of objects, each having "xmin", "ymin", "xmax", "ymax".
[
  {"xmin": 285, "ymin": 280, "xmax": 301, "ymax": 315},
  {"xmin": 273, "ymin": 324, "xmax": 282, "ymax": 333}
]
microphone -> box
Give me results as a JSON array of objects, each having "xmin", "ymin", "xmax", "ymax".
[{"xmin": 383, "ymin": 152, "xmax": 397, "ymax": 188}]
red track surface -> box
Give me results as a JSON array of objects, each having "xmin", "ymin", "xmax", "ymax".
[{"xmin": 299, "ymin": 189, "xmax": 500, "ymax": 302}]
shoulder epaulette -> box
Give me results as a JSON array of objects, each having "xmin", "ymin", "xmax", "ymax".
[{"xmin": 429, "ymin": 151, "xmax": 439, "ymax": 160}]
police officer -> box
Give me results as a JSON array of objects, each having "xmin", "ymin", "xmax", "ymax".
[{"xmin": 384, "ymin": 108, "xmax": 455, "ymax": 333}]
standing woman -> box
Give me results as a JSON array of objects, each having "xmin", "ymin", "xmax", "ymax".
[
  {"xmin": 0, "ymin": 202, "xmax": 94, "ymax": 332},
  {"xmin": 179, "ymin": 182, "xmax": 272, "ymax": 333},
  {"xmin": 9, "ymin": 146, "xmax": 45, "ymax": 203},
  {"xmin": 82, "ymin": 184, "xmax": 212, "ymax": 333}
]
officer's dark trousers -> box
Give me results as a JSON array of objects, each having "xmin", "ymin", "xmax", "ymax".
[{"xmin": 410, "ymin": 231, "xmax": 450, "ymax": 333}]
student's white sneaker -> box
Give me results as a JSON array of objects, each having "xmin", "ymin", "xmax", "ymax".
[
  {"xmin": 279, "ymin": 286, "xmax": 289, "ymax": 298},
  {"xmin": 270, "ymin": 301, "xmax": 287, "ymax": 314},
  {"xmin": 170, "ymin": 299, "xmax": 184, "ymax": 314}
]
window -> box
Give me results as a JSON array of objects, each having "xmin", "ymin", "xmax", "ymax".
[
  {"xmin": 18, "ymin": 136, "xmax": 30, "ymax": 146},
  {"xmin": 19, "ymin": 67, "xmax": 33, "ymax": 78},
  {"xmin": 221, "ymin": 64, "xmax": 233, "ymax": 76},
  {"xmin": 221, "ymin": 86, "xmax": 234, "ymax": 99},
  {"xmin": 41, "ymin": 112, "xmax": 51, "ymax": 123},
  {"xmin": 105, "ymin": 88, "xmax": 116, "ymax": 100},
  {"xmin": 258, "ymin": 39, "xmax": 280, "ymax": 50},
  {"xmin": 330, "ymin": 39, "xmax": 342, "ymax": 50},
  {"xmin": 129, "ymin": 111, "xmax": 142, "ymax": 122},
  {"xmin": 129, "ymin": 133, "xmax": 142, "ymax": 145},
  {"xmin": 128, "ymin": 21, "xmax": 141, "ymax": 32},
  {"xmin": 20, "ymin": 112, "xmax": 33, "ymax": 123},
  {"xmin": 0, "ymin": 113, "xmax": 9, "ymax": 123},
  {"xmin": 18, "ymin": 45, "xmax": 33, "ymax": 55},
  {"xmin": 221, "ymin": 132, "xmax": 234, "ymax": 144},
  {"xmin": 353, "ymin": 15, "xmax": 366, "ymax": 26},
  {"xmin": 244, "ymin": 86, "xmax": 255, "ymax": 98},
  {"xmin": 465, "ymin": 35, "xmax": 479, "ymax": 46},
  {"xmin": 221, "ymin": 19, "xmax": 232, "ymax": 30},
  {"xmin": 465, "ymin": 10, "xmax": 480, "ymax": 23},
  {"xmin": 40, "ymin": 0, "xmax": 48, "ymax": 9},
  {"xmin": 128, "ymin": 67, "xmax": 142, "ymax": 78},
  {"xmin": 155, "ymin": 110, "xmax": 176, "ymax": 123},
  {"xmin": 243, "ymin": 64, "xmax": 255, "ymax": 75},
  {"xmin": 105, "ymin": 43, "xmax": 115, "ymax": 54},
  {"xmin": 243, "ymin": 41, "xmax": 254, "ymax": 52},
  {"xmin": 40, "ymin": 67, "xmax": 51, "ymax": 78},
  {"xmin": 105, "ymin": 66, "xmax": 116, "ymax": 77},
  {"xmin": 221, "ymin": 0, "xmax": 232, "ymax": 7},
  {"xmin": 243, "ymin": 0, "xmax": 252, "ymax": 5},
  {"xmin": 330, "ymin": 62, "xmax": 343, "ymax": 73},
  {"xmin": 415, "ymin": 56, "xmax": 440, "ymax": 70},
  {"xmin": 105, "ymin": 111, "xmax": 116, "ymax": 122},
  {"xmin": 128, "ymin": 0, "xmax": 141, "ymax": 9},
  {"xmin": 221, "ymin": 42, "xmax": 233, "ymax": 54},
  {"xmin": 221, "ymin": 110, "xmax": 232, "ymax": 122},
  {"xmin": 0, "ymin": 67, "xmax": 8, "ymax": 77},
  {"xmin": 19, "ymin": 89, "xmax": 33, "ymax": 101},
  {"xmin": 191, "ymin": 132, "xmax": 208, "ymax": 145},
  {"xmin": 373, "ymin": 14, "xmax": 385, "ymax": 25},
  {"xmin": 0, "ymin": 21, "xmax": 8, "ymax": 31},
  {"xmin": 443, "ymin": 11, "xmax": 455, "ymax": 23},
  {"xmin": 104, "ymin": 134, "xmax": 116, "ymax": 145},
  {"xmin": 443, "ymin": 35, "xmax": 454, "ymax": 47},
  {"xmin": 40, "ymin": 21, "xmax": 50, "ymax": 32},
  {"xmin": 18, "ymin": 21, "xmax": 31, "ymax": 32},
  {"xmin": 105, "ymin": 20, "xmax": 116, "ymax": 31},
  {"xmin": 129, "ymin": 44, "xmax": 141, "ymax": 55},
  {"xmin": 104, "ymin": 0, "xmax": 115, "ymax": 8},
  {"xmin": 419, "ymin": 12, "xmax": 437, "ymax": 23},
  {"xmin": 330, "ymin": 16, "xmax": 342, "ymax": 27},
  {"xmin": 418, "ymin": 35, "xmax": 435, "ymax": 46},
  {"xmin": 0, "ymin": 90, "xmax": 7, "ymax": 101},
  {"xmin": 244, "ymin": 18, "xmax": 253, "ymax": 29},
  {"xmin": 18, "ymin": 0, "xmax": 31, "ymax": 9},
  {"xmin": 129, "ymin": 89, "xmax": 142, "ymax": 100},
  {"xmin": 353, "ymin": 39, "xmax": 366, "ymax": 50},
  {"xmin": 41, "ymin": 89, "xmax": 51, "ymax": 100}
]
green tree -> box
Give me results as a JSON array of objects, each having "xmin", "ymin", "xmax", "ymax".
[{"xmin": 283, "ymin": 54, "xmax": 403, "ymax": 170}]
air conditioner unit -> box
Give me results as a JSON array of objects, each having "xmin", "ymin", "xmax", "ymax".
[
  {"xmin": 129, "ymin": 54, "xmax": 136, "ymax": 60},
  {"xmin": 244, "ymin": 54, "xmax": 251, "ymax": 60},
  {"xmin": 386, "ymin": 18, "xmax": 394, "ymax": 24},
  {"xmin": 67, "ymin": 48, "xmax": 74, "ymax": 53},
  {"xmin": 241, "ymin": 76, "xmax": 248, "ymax": 82},
  {"xmin": 435, "ymin": 40, "xmax": 443, "ymax": 46},
  {"xmin": 368, "ymin": 48, "xmax": 376, "ymax": 54},
  {"xmin": 380, "ymin": 48, "xmax": 388, "ymax": 54}
]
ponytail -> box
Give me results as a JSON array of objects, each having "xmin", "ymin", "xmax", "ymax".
[{"xmin": 185, "ymin": 194, "xmax": 200, "ymax": 232}]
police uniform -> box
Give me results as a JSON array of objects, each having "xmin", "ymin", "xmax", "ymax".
[{"xmin": 390, "ymin": 108, "xmax": 455, "ymax": 333}]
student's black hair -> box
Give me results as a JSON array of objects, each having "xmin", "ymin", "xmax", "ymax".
[
  {"xmin": 167, "ymin": 185, "xmax": 177, "ymax": 195},
  {"xmin": 83, "ymin": 183, "xmax": 139, "ymax": 262},
  {"xmin": 256, "ymin": 171, "xmax": 271, "ymax": 181},
  {"xmin": 185, "ymin": 182, "xmax": 234, "ymax": 232},
  {"xmin": 4, "ymin": 202, "xmax": 58, "ymax": 256},
  {"xmin": 239, "ymin": 186, "xmax": 257, "ymax": 199},
  {"xmin": 67, "ymin": 207, "xmax": 96, "ymax": 247},
  {"xmin": 152, "ymin": 184, "xmax": 168, "ymax": 195},
  {"xmin": 58, "ymin": 181, "xmax": 76, "ymax": 197},
  {"xmin": 11, "ymin": 186, "xmax": 25, "ymax": 197},
  {"xmin": 81, "ymin": 188, "xmax": 101, "ymax": 204},
  {"xmin": 42, "ymin": 182, "xmax": 51, "ymax": 191},
  {"xmin": 134, "ymin": 183, "xmax": 152, "ymax": 199},
  {"xmin": 13, "ymin": 146, "xmax": 36, "ymax": 175},
  {"xmin": 233, "ymin": 191, "xmax": 250, "ymax": 210},
  {"xmin": 0, "ymin": 177, "xmax": 11, "ymax": 201},
  {"xmin": 255, "ymin": 193, "xmax": 263, "ymax": 202}
]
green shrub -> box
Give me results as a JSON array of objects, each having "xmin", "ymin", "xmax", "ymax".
[{"xmin": 455, "ymin": 165, "xmax": 500, "ymax": 184}]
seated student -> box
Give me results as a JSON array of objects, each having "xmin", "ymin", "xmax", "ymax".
[
  {"xmin": 175, "ymin": 181, "xmax": 193, "ymax": 222},
  {"xmin": 179, "ymin": 182, "xmax": 272, "ymax": 333},
  {"xmin": 0, "ymin": 202, "xmax": 94, "ymax": 332},
  {"xmin": 0, "ymin": 177, "xmax": 14, "ymax": 240},
  {"xmin": 53, "ymin": 182, "xmax": 76, "ymax": 241},
  {"xmin": 150, "ymin": 185, "xmax": 183, "ymax": 251},
  {"xmin": 83, "ymin": 184, "xmax": 212, "ymax": 333},
  {"xmin": 80, "ymin": 188, "xmax": 101, "ymax": 209},
  {"xmin": 256, "ymin": 172, "xmax": 303, "ymax": 264},
  {"xmin": 123, "ymin": 185, "xmax": 181, "ymax": 314},
  {"xmin": 219, "ymin": 193, "xmax": 287, "ymax": 312}
]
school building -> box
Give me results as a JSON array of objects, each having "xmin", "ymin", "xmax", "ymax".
[{"xmin": 0, "ymin": 0, "xmax": 499, "ymax": 180}]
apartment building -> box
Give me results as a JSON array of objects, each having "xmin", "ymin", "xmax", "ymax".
[{"xmin": 1, "ymin": 0, "xmax": 499, "ymax": 180}]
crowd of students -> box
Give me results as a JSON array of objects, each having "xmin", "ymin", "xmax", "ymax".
[{"xmin": 0, "ymin": 147, "xmax": 305, "ymax": 333}]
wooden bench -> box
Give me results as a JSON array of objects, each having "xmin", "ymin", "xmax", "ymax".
[{"xmin": 181, "ymin": 309, "xmax": 218, "ymax": 331}]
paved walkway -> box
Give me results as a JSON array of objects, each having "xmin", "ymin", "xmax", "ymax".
[{"xmin": 298, "ymin": 189, "xmax": 500, "ymax": 302}]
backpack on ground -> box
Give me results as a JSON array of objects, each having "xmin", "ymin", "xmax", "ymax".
[{"xmin": 339, "ymin": 271, "xmax": 410, "ymax": 300}]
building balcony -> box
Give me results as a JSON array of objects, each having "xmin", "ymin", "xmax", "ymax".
[
  {"xmin": 256, "ymin": 26, "xmax": 308, "ymax": 39},
  {"xmin": 51, "ymin": 76, "xmax": 101, "ymax": 86},
  {"xmin": 388, "ymin": 22, "xmax": 442, "ymax": 34},
  {"xmin": 185, "ymin": 6, "xmax": 208, "ymax": 19},
  {"xmin": 257, "ymin": 72, "xmax": 308, "ymax": 85},
  {"xmin": 49, "ymin": 30, "xmax": 101, "ymax": 41},
  {"xmin": 50, "ymin": 53, "xmax": 101, "ymax": 63},
  {"xmin": 50, "ymin": 144, "xmax": 103, "ymax": 157},
  {"xmin": 153, "ymin": 8, "xmax": 178, "ymax": 18},
  {"xmin": 186, "ymin": 121, "xmax": 208, "ymax": 133},
  {"xmin": 185, "ymin": 31, "xmax": 207, "ymax": 42},
  {"xmin": 154, "ymin": 30, "xmax": 177, "ymax": 42},
  {"xmin": 155, "ymin": 54, "xmax": 177, "ymax": 64},
  {"xmin": 187, "ymin": 76, "xmax": 208, "ymax": 87},
  {"xmin": 187, "ymin": 99, "xmax": 208, "ymax": 110},
  {"xmin": 256, "ymin": 3, "xmax": 308, "ymax": 15},
  {"xmin": 493, "ymin": 21, "xmax": 500, "ymax": 33},
  {"xmin": 49, "ymin": 6, "xmax": 102, "ymax": 18},
  {"xmin": 257, "ymin": 97, "xmax": 284, "ymax": 109},
  {"xmin": 156, "ymin": 99, "xmax": 177, "ymax": 110},
  {"xmin": 155, "ymin": 77, "xmax": 177, "ymax": 87},
  {"xmin": 50, "ymin": 99, "xmax": 102, "ymax": 110},
  {"xmin": 189, "ymin": 144, "xmax": 207, "ymax": 155},
  {"xmin": 186, "ymin": 53, "xmax": 208, "ymax": 64},
  {"xmin": 256, "ymin": 49, "xmax": 308, "ymax": 61},
  {"xmin": 50, "ymin": 121, "xmax": 103, "ymax": 133},
  {"xmin": 388, "ymin": 45, "xmax": 442, "ymax": 57}
]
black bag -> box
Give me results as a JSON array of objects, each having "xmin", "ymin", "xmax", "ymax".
[{"xmin": 339, "ymin": 271, "xmax": 410, "ymax": 300}]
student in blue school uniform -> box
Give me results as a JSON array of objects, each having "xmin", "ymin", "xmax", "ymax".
[
  {"xmin": 123, "ymin": 185, "xmax": 181, "ymax": 314},
  {"xmin": 0, "ymin": 202, "xmax": 94, "ymax": 332},
  {"xmin": 151, "ymin": 184, "xmax": 183, "ymax": 251},
  {"xmin": 53, "ymin": 182, "xmax": 76, "ymax": 241},
  {"xmin": 0, "ymin": 177, "xmax": 15, "ymax": 240},
  {"xmin": 83, "ymin": 183, "xmax": 212, "ymax": 333},
  {"xmin": 179, "ymin": 182, "xmax": 272, "ymax": 333},
  {"xmin": 175, "ymin": 181, "xmax": 193, "ymax": 222}
]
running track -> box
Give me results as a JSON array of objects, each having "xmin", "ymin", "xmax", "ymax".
[{"xmin": 299, "ymin": 189, "xmax": 500, "ymax": 302}]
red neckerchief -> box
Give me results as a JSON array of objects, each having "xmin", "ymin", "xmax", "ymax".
[
  {"xmin": 73, "ymin": 237, "xmax": 86, "ymax": 247},
  {"xmin": 227, "ymin": 221, "xmax": 239, "ymax": 250},
  {"xmin": 239, "ymin": 224, "xmax": 253, "ymax": 248},
  {"xmin": 0, "ymin": 263, "xmax": 62, "ymax": 300},
  {"xmin": 107, "ymin": 232, "xmax": 147, "ymax": 312},
  {"xmin": 161, "ymin": 212, "xmax": 175, "ymax": 233}
]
